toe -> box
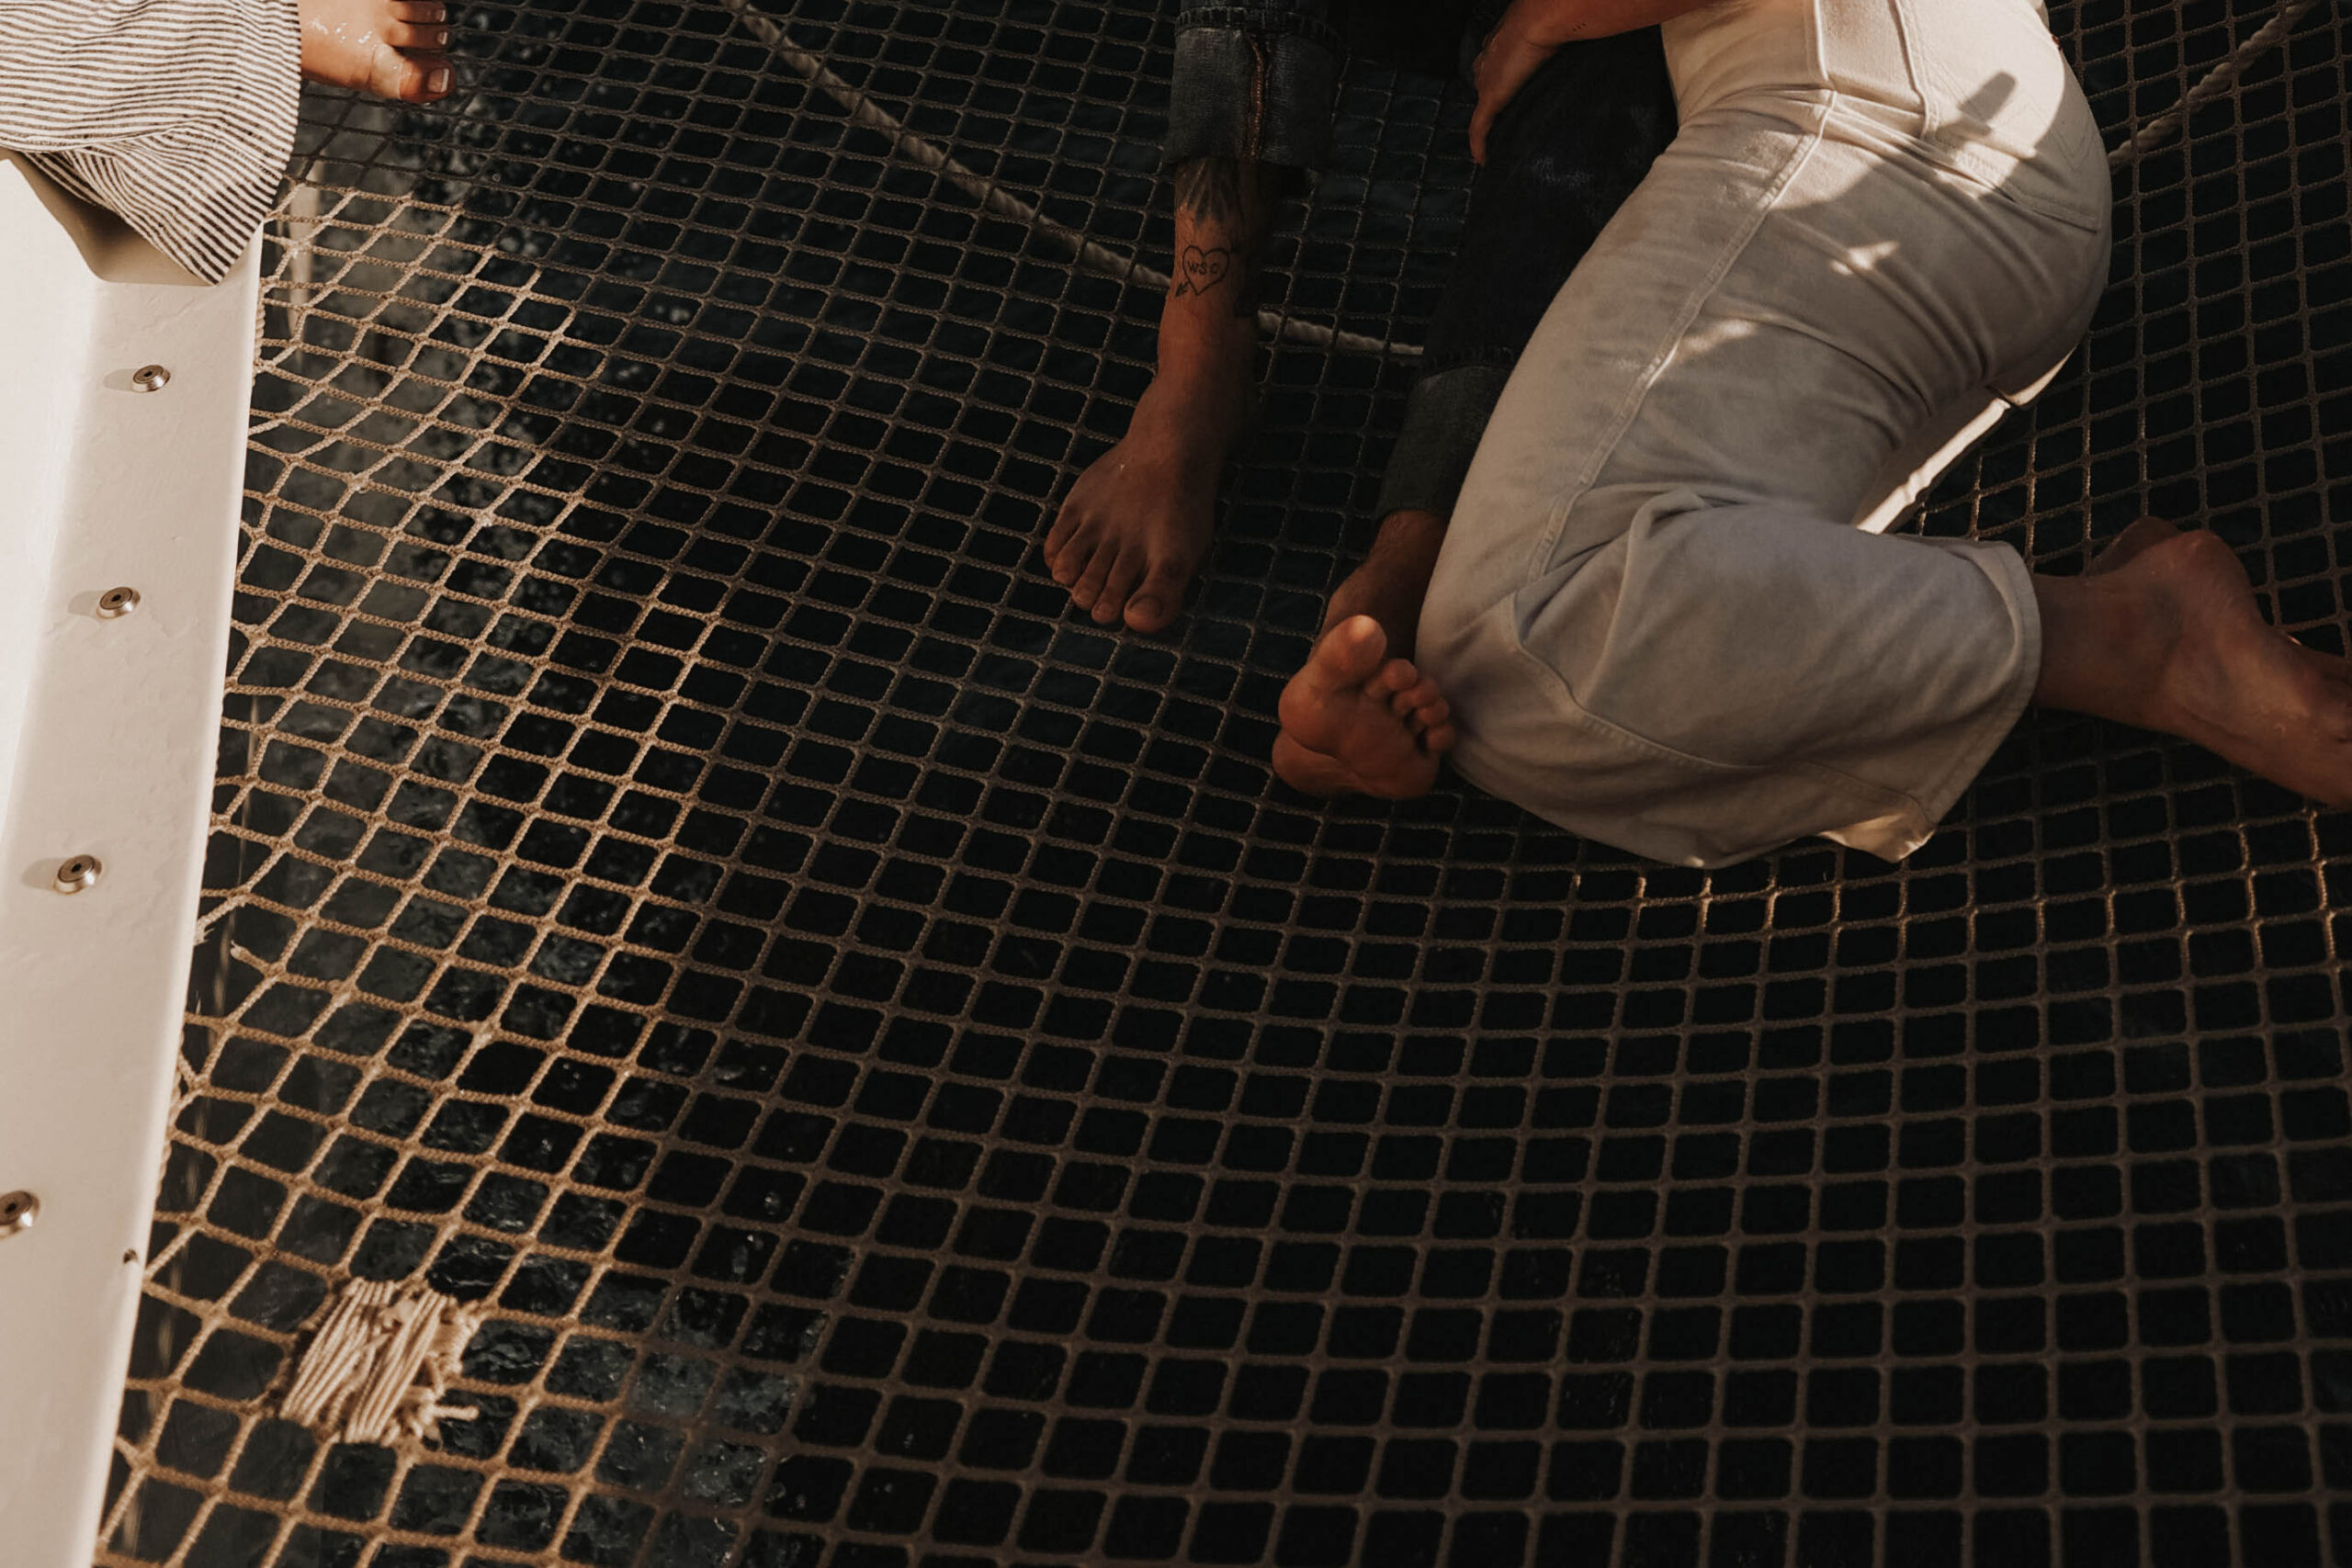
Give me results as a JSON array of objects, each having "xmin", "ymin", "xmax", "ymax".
[
  {"xmin": 1390, "ymin": 677, "xmax": 1443, "ymax": 718},
  {"xmin": 1125, "ymin": 559, "xmax": 1192, "ymax": 635},
  {"xmin": 1420, "ymin": 720, "xmax": 1457, "ymax": 756},
  {"xmin": 1044, "ymin": 496, "xmax": 1088, "ymax": 569},
  {"xmin": 384, "ymin": 21, "xmax": 454, "ymax": 50},
  {"xmin": 374, "ymin": 47, "xmax": 450, "ymax": 102},
  {"xmin": 392, "ymin": 1, "xmax": 448, "ymax": 20},
  {"xmin": 1313, "ymin": 616, "xmax": 1389, "ymax": 686},
  {"xmin": 1071, "ymin": 546, "xmax": 1121, "ymax": 620},
  {"xmin": 1051, "ymin": 522, "xmax": 1102, "ymax": 591},
  {"xmin": 1365, "ymin": 659, "xmax": 1419, "ymax": 701},
  {"xmin": 1094, "ymin": 547, "xmax": 1149, "ymax": 626}
]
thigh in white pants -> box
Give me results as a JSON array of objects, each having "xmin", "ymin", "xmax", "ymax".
[{"xmin": 1418, "ymin": 17, "xmax": 2110, "ymax": 868}]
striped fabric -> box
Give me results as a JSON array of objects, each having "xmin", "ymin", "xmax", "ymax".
[{"xmin": 0, "ymin": 0, "xmax": 300, "ymax": 282}]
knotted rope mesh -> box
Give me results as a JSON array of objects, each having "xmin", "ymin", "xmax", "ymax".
[{"xmin": 96, "ymin": 1, "xmax": 2352, "ymax": 1564}]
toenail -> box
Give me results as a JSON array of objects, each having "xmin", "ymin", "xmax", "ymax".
[
  {"xmin": 427, "ymin": 66, "xmax": 450, "ymax": 94},
  {"xmin": 435, "ymin": 28, "xmax": 450, "ymax": 44}
]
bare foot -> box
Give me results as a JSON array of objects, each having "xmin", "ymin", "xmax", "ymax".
[
  {"xmin": 1044, "ymin": 381, "xmax": 1241, "ymax": 633},
  {"xmin": 2039, "ymin": 526, "xmax": 2352, "ymax": 806},
  {"xmin": 1273, "ymin": 510, "xmax": 1453, "ymax": 795},
  {"xmin": 300, "ymin": 0, "xmax": 452, "ymax": 103},
  {"xmin": 1272, "ymin": 616, "xmax": 1455, "ymax": 797},
  {"xmin": 2085, "ymin": 514, "xmax": 2179, "ymax": 576},
  {"xmin": 1321, "ymin": 509, "xmax": 1446, "ymax": 660}
]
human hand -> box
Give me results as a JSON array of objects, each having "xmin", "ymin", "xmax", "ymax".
[{"xmin": 1469, "ymin": 0, "xmax": 1570, "ymax": 164}]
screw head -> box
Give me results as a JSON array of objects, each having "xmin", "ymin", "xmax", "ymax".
[
  {"xmin": 130, "ymin": 365, "xmax": 171, "ymax": 392},
  {"xmin": 96, "ymin": 586, "xmax": 141, "ymax": 619},
  {"xmin": 0, "ymin": 1191, "xmax": 37, "ymax": 1236},
  {"xmin": 52, "ymin": 854, "xmax": 103, "ymax": 894}
]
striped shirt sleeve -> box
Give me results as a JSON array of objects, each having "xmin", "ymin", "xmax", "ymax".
[{"xmin": 0, "ymin": 0, "xmax": 301, "ymax": 283}]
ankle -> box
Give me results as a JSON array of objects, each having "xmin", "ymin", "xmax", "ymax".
[
  {"xmin": 2031, "ymin": 569, "xmax": 2174, "ymax": 728},
  {"xmin": 1133, "ymin": 367, "xmax": 1254, "ymax": 454},
  {"xmin": 1371, "ymin": 508, "xmax": 1447, "ymax": 561},
  {"xmin": 1324, "ymin": 509, "xmax": 1449, "ymax": 650},
  {"xmin": 1155, "ymin": 305, "xmax": 1257, "ymax": 387}
]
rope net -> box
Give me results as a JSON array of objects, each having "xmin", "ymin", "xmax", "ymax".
[{"xmin": 96, "ymin": 1, "xmax": 2352, "ymax": 1564}]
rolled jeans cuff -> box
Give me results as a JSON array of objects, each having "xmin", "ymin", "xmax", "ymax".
[
  {"xmin": 1166, "ymin": 6, "xmax": 1344, "ymax": 170},
  {"xmin": 1375, "ymin": 360, "xmax": 1512, "ymax": 520}
]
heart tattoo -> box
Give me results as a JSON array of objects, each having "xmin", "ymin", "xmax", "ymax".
[{"xmin": 1177, "ymin": 244, "xmax": 1234, "ymax": 296}]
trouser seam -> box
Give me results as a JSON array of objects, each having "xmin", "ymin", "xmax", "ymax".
[{"xmin": 1523, "ymin": 96, "xmax": 1840, "ymax": 581}]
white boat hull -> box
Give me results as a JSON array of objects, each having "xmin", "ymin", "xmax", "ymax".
[{"xmin": 0, "ymin": 152, "xmax": 255, "ymax": 1568}]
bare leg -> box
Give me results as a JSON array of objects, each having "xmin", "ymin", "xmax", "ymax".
[
  {"xmin": 300, "ymin": 0, "xmax": 453, "ymax": 103},
  {"xmin": 2034, "ymin": 521, "xmax": 2352, "ymax": 806},
  {"xmin": 2083, "ymin": 513, "xmax": 2181, "ymax": 577},
  {"xmin": 1045, "ymin": 157, "xmax": 1271, "ymax": 633},
  {"xmin": 1272, "ymin": 509, "xmax": 1456, "ymax": 797}
]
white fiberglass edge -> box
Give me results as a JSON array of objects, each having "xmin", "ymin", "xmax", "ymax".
[{"xmin": 0, "ymin": 153, "xmax": 255, "ymax": 1567}]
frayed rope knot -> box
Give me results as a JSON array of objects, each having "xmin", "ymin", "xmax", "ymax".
[{"xmin": 281, "ymin": 1278, "xmax": 483, "ymax": 1446}]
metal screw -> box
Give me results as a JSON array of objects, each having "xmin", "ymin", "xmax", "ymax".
[
  {"xmin": 96, "ymin": 586, "xmax": 141, "ymax": 619},
  {"xmin": 52, "ymin": 854, "xmax": 103, "ymax": 894},
  {"xmin": 130, "ymin": 365, "xmax": 171, "ymax": 392},
  {"xmin": 0, "ymin": 1191, "xmax": 37, "ymax": 1236}
]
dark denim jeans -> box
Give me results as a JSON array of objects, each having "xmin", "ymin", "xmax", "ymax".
[{"xmin": 1168, "ymin": 3, "xmax": 1677, "ymax": 519}]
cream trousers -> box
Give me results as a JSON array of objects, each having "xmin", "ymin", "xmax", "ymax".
[{"xmin": 1418, "ymin": 0, "xmax": 2111, "ymax": 867}]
